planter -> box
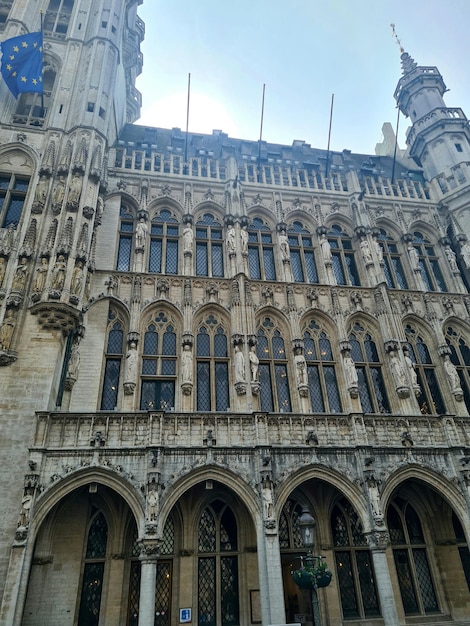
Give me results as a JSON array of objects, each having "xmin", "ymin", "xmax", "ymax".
[{"xmin": 292, "ymin": 568, "xmax": 332, "ymax": 590}]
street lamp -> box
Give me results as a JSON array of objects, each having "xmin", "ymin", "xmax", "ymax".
[{"xmin": 298, "ymin": 506, "xmax": 322, "ymax": 626}]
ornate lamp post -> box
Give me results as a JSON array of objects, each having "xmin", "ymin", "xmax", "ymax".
[{"xmin": 293, "ymin": 506, "xmax": 332, "ymax": 626}]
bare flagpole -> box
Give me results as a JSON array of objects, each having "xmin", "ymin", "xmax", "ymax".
[
  {"xmin": 257, "ymin": 83, "xmax": 266, "ymax": 183},
  {"xmin": 325, "ymin": 93, "xmax": 334, "ymax": 179},
  {"xmin": 40, "ymin": 10, "xmax": 44, "ymax": 114},
  {"xmin": 391, "ymin": 106, "xmax": 400, "ymax": 184},
  {"xmin": 184, "ymin": 73, "xmax": 191, "ymax": 168}
]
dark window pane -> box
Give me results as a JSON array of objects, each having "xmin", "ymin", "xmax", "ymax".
[
  {"xmin": 275, "ymin": 364, "xmax": 291, "ymax": 412},
  {"xmin": 458, "ymin": 547, "xmax": 470, "ymax": 591},
  {"xmin": 215, "ymin": 362, "xmax": 229, "ymax": 411},
  {"xmin": 198, "ymin": 558, "xmax": 216, "ymax": 626},
  {"xmin": 370, "ymin": 367, "xmax": 390, "ymax": 413},
  {"xmin": 212, "ymin": 244, "xmax": 224, "ymax": 277},
  {"xmin": 197, "ymin": 362, "xmax": 211, "ymax": 411},
  {"xmin": 291, "ymin": 250, "xmax": 304, "ymax": 282},
  {"xmin": 332, "ymin": 253, "xmax": 346, "ymax": 284},
  {"xmin": 221, "ymin": 557, "xmax": 239, "ymax": 626},
  {"xmin": 78, "ymin": 562, "xmax": 104, "ymax": 626},
  {"xmin": 304, "ymin": 251, "xmax": 318, "ymax": 283},
  {"xmin": 161, "ymin": 359, "xmax": 176, "ymax": 376},
  {"xmin": 196, "ymin": 242, "xmax": 208, "ymax": 276},
  {"xmin": 336, "ymin": 551, "xmax": 359, "ymax": 618},
  {"xmin": 392, "ymin": 258, "xmax": 408, "ymax": 289},
  {"xmin": 412, "ymin": 549, "xmax": 438, "ymax": 612},
  {"xmin": 393, "ymin": 550, "xmax": 419, "ymax": 614},
  {"xmin": 249, "ymin": 247, "xmax": 261, "ymax": 279},
  {"xmin": 430, "ymin": 260, "xmax": 446, "ymax": 291},
  {"xmin": 424, "ymin": 369, "xmax": 446, "ymax": 414},
  {"xmin": 86, "ymin": 513, "xmax": 108, "ymax": 558},
  {"xmin": 357, "ymin": 367, "xmax": 374, "ymax": 413},
  {"xmin": 197, "ymin": 331, "xmax": 210, "ymax": 357},
  {"xmin": 144, "ymin": 329, "xmax": 158, "ymax": 355},
  {"xmin": 149, "ymin": 239, "xmax": 162, "ymax": 273},
  {"xmin": 214, "ymin": 331, "xmax": 227, "ymax": 357},
  {"xmin": 356, "ymin": 551, "xmax": 380, "ymax": 617},
  {"xmin": 117, "ymin": 236, "xmax": 132, "ymax": 271},
  {"xmin": 324, "ymin": 365, "xmax": 342, "ymax": 412},
  {"xmin": 3, "ymin": 197, "xmax": 24, "ymax": 227},
  {"xmin": 100, "ymin": 359, "xmax": 121, "ymax": 410},
  {"xmin": 155, "ymin": 561, "xmax": 172, "ymax": 626},
  {"xmin": 259, "ymin": 364, "xmax": 274, "ymax": 411},
  {"xmin": 263, "ymin": 247, "xmax": 276, "ymax": 280},
  {"xmin": 166, "ymin": 240, "xmax": 178, "ymax": 274},
  {"xmin": 308, "ymin": 365, "xmax": 325, "ymax": 412},
  {"xmin": 162, "ymin": 330, "xmax": 176, "ymax": 355},
  {"xmin": 345, "ymin": 254, "xmax": 360, "ymax": 285}
]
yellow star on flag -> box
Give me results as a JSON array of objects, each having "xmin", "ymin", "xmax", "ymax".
[
  {"xmin": 21, "ymin": 41, "xmax": 28, "ymax": 48},
  {"xmin": 20, "ymin": 76, "xmax": 27, "ymax": 82},
  {"xmin": 13, "ymin": 46, "xmax": 19, "ymax": 52}
]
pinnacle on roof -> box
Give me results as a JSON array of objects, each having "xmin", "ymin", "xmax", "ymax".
[{"xmin": 400, "ymin": 51, "xmax": 418, "ymax": 76}]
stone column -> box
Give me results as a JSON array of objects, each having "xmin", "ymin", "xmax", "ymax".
[
  {"xmin": 365, "ymin": 531, "xmax": 399, "ymax": 626},
  {"xmin": 138, "ymin": 541, "xmax": 159, "ymax": 626},
  {"xmin": 256, "ymin": 520, "xmax": 286, "ymax": 625}
]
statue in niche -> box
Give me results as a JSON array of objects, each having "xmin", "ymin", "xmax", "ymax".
[
  {"xmin": 34, "ymin": 175, "xmax": 48, "ymax": 206},
  {"xmin": 444, "ymin": 355, "xmax": 461, "ymax": 392},
  {"xmin": 404, "ymin": 351, "xmax": 418, "ymax": 386},
  {"xmin": 12, "ymin": 258, "xmax": 28, "ymax": 292},
  {"xmin": 460, "ymin": 241, "xmax": 470, "ymax": 269},
  {"xmin": 373, "ymin": 237, "xmax": 383, "ymax": 262},
  {"xmin": 182, "ymin": 344, "xmax": 193, "ymax": 382},
  {"xmin": 33, "ymin": 257, "xmax": 49, "ymax": 292},
  {"xmin": 279, "ymin": 230, "xmax": 290, "ymax": 260},
  {"xmin": 0, "ymin": 308, "xmax": 16, "ymax": 351},
  {"xmin": 51, "ymin": 255, "xmax": 67, "ymax": 290},
  {"xmin": 234, "ymin": 345, "xmax": 245, "ymax": 383},
  {"xmin": 67, "ymin": 173, "xmax": 82, "ymax": 206},
  {"xmin": 124, "ymin": 342, "xmax": 138, "ymax": 383},
  {"xmin": 147, "ymin": 487, "xmax": 159, "ymax": 522},
  {"xmin": 390, "ymin": 351, "xmax": 407, "ymax": 387},
  {"xmin": 249, "ymin": 345, "xmax": 259, "ymax": 382},
  {"xmin": 240, "ymin": 225, "xmax": 248, "ymax": 253},
  {"xmin": 52, "ymin": 175, "xmax": 66, "ymax": 209},
  {"xmin": 445, "ymin": 246, "xmax": 458, "ymax": 272},
  {"xmin": 183, "ymin": 224, "xmax": 193, "ymax": 252},
  {"xmin": 0, "ymin": 257, "xmax": 6, "ymax": 287},
  {"xmin": 262, "ymin": 482, "xmax": 274, "ymax": 519},
  {"xmin": 360, "ymin": 238, "xmax": 372, "ymax": 264},
  {"xmin": 70, "ymin": 261, "xmax": 84, "ymax": 295},
  {"xmin": 226, "ymin": 225, "xmax": 236, "ymax": 252},
  {"xmin": 67, "ymin": 340, "xmax": 80, "ymax": 379},
  {"xmin": 320, "ymin": 233, "xmax": 332, "ymax": 261},
  {"xmin": 135, "ymin": 218, "xmax": 148, "ymax": 249},
  {"xmin": 407, "ymin": 244, "xmax": 420, "ymax": 270},
  {"xmin": 343, "ymin": 353, "xmax": 358, "ymax": 388},
  {"xmin": 18, "ymin": 494, "xmax": 32, "ymax": 528},
  {"xmin": 294, "ymin": 353, "xmax": 308, "ymax": 386}
]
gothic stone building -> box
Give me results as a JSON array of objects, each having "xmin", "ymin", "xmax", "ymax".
[{"xmin": 1, "ymin": 2, "xmax": 470, "ymax": 626}]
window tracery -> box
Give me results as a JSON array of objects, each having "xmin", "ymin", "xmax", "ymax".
[
  {"xmin": 0, "ymin": 172, "xmax": 30, "ymax": 228},
  {"xmin": 257, "ymin": 317, "xmax": 291, "ymax": 412},
  {"xmin": 287, "ymin": 220, "xmax": 319, "ymax": 283},
  {"xmin": 328, "ymin": 224, "xmax": 360, "ymax": 286},
  {"xmin": 195, "ymin": 212, "xmax": 224, "ymax": 277},
  {"xmin": 196, "ymin": 315, "xmax": 229, "ymax": 411},
  {"xmin": 405, "ymin": 324, "xmax": 445, "ymax": 414},
  {"xmin": 248, "ymin": 217, "xmax": 276, "ymax": 280},
  {"xmin": 100, "ymin": 307, "xmax": 125, "ymax": 410}
]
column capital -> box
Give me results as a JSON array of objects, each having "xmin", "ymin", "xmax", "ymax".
[{"xmin": 364, "ymin": 530, "xmax": 390, "ymax": 552}]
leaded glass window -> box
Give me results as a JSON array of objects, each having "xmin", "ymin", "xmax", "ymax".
[
  {"xmin": 377, "ymin": 229, "xmax": 408, "ymax": 289},
  {"xmin": 287, "ymin": 221, "xmax": 319, "ymax": 283},
  {"xmin": 445, "ymin": 326, "xmax": 470, "ymax": 411},
  {"xmin": 196, "ymin": 317, "xmax": 229, "ymax": 411},
  {"xmin": 410, "ymin": 231, "xmax": 446, "ymax": 292},
  {"xmin": 349, "ymin": 323, "xmax": 390, "ymax": 413},
  {"xmin": 304, "ymin": 319, "xmax": 342, "ymax": 413},
  {"xmin": 44, "ymin": 0, "xmax": 74, "ymax": 35},
  {"xmin": 328, "ymin": 224, "xmax": 360, "ymax": 286},
  {"xmin": 13, "ymin": 66, "xmax": 56, "ymax": 127},
  {"xmin": 140, "ymin": 312, "xmax": 177, "ymax": 410},
  {"xmin": 248, "ymin": 217, "xmax": 276, "ymax": 280},
  {"xmin": 128, "ymin": 524, "xmax": 140, "ymax": 626},
  {"xmin": 388, "ymin": 499, "xmax": 439, "ymax": 615},
  {"xmin": 332, "ymin": 498, "xmax": 380, "ymax": 619},
  {"xmin": 257, "ymin": 318, "xmax": 291, "ymax": 412},
  {"xmin": 405, "ymin": 324, "xmax": 446, "ymax": 415},
  {"xmin": 197, "ymin": 501, "xmax": 239, "ymax": 626},
  {"xmin": 78, "ymin": 512, "xmax": 108, "ymax": 626},
  {"xmin": 279, "ymin": 500, "xmax": 305, "ymax": 550},
  {"xmin": 100, "ymin": 308, "xmax": 124, "ymax": 410},
  {"xmin": 117, "ymin": 205, "xmax": 134, "ymax": 271},
  {"xmin": 155, "ymin": 561, "xmax": 172, "ymax": 626},
  {"xmin": 453, "ymin": 512, "xmax": 470, "ymax": 591},
  {"xmin": 196, "ymin": 213, "xmax": 224, "ymax": 277},
  {"xmin": 149, "ymin": 209, "xmax": 179, "ymax": 274},
  {"xmin": 0, "ymin": 172, "xmax": 30, "ymax": 228}
]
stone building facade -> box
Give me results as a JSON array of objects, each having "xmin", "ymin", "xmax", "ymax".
[{"xmin": 0, "ymin": 2, "xmax": 470, "ymax": 626}]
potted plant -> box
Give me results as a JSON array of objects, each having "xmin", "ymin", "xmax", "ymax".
[{"xmin": 292, "ymin": 560, "xmax": 332, "ymax": 589}]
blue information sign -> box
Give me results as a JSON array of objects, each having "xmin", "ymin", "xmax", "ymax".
[{"xmin": 180, "ymin": 608, "xmax": 192, "ymax": 623}]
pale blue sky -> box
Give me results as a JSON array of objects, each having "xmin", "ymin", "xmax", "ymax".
[{"xmin": 136, "ymin": 0, "xmax": 470, "ymax": 155}]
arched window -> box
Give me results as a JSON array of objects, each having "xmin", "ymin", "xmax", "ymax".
[
  {"xmin": 196, "ymin": 316, "xmax": 229, "ymax": 411},
  {"xmin": 405, "ymin": 324, "xmax": 445, "ymax": 414},
  {"xmin": 13, "ymin": 66, "xmax": 56, "ymax": 127},
  {"xmin": 328, "ymin": 224, "xmax": 360, "ymax": 286},
  {"xmin": 248, "ymin": 217, "xmax": 276, "ymax": 280},
  {"xmin": 78, "ymin": 511, "xmax": 108, "ymax": 626},
  {"xmin": 279, "ymin": 499, "xmax": 304, "ymax": 551},
  {"xmin": 100, "ymin": 308, "xmax": 124, "ymax": 410},
  {"xmin": 0, "ymin": 172, "xmax": 30, "ymax": 227},
  {"xmin": 445, "ymin": 326, "xmax": 470, "ymax": 411},
  {"xmin": 127, "ymin": 525, "xmax": 141, "ymax": 626},
  {"xmin": 149, "ymin": 209, "xmax": 179, "ymax": 274},
  {"xmin": 116, "ymin": 205, "xmax": 134, "ymax": 271},
  {"xmin": 388, "ymin": 498, "xmax": 438, "ymax": 615},
  {"xmin": 155, "ymin": 517, "xmax": 176, "ymax": 626},
  {"xmin": 303, "ymin": 320, "xmax": 342, "ymax": 412},
  {"xmin": 453, "ymin": 512, "xmax": 470, "ymax": 591},
  {"xmin": 140, "ymin": 312, "xmax": 177, "ymax": 410},
  {"xmin": 287, "ymin": 221, "xmax": 318, "ymax": 283},
  {"xmin": 0, "ymin": 1, "xmax": 12, "ymax": 27},
  {"xmin": 349, "ymin": 323, "xmax": 390, "ymax": 413},
  {"xmin": 197, "ymin": 501, "xmax": 239, "ymax": 626},
  {"xmin": 331, "ymin": 498, "xmax": 380, "ymax": 619},
  {"xmin": 377, "ymin": 229, "xmax": 408, "ymax": 289},
  {"xmin": 410, "ymin": 231, "xmax": 446, "ymax": 292},
  {"xmin": 195, "ymin": 213, "xmax": 224, "ymax": 277},
  {"xmin": 44, "ymin": 0, "xmax": 74, "ymax": 36},
  {"xmin": 257, "ymin": 318, "xmax": 291, "ymax": 412}
]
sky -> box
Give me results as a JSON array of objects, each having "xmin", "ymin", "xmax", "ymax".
[{"xmin": 135, "ymin": 0, "xmax": 470, "ymax": 156}]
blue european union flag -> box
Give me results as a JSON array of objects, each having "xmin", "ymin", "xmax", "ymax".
[{"xmin": 0, "ymin": 31, "xmax": 43, "ymax": 98}]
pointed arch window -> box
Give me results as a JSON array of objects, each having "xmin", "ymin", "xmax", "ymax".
[
  {"xmin": 388, "ymin": 498, "xmax": 439, "ymax": 615},
  {"xmin": 304, "ymin": 320, "xmax": 342, "ymax": 412},
  {"xmin": 328, "ymin": 224, "xmax": 360, "ymax": 286},
  {"xmin": 149, "ymin": 209, "xmax": 179, "ymax": 274},
  {"xmin": 0, "ymin": 172, "xmax": 30, "ymax": 228},
  {"xmin": 78, "ymin": 511, "xmax": 108, "ymax": 626},
  {"xmin": 13, "ymin": 66, "xmax": 56, "ymax": 127},
  {"xmin": 195, "ymin": 213, "xmax": 224, "ymax": 277},
  {"xmin": 445, "ymin": 326, "xmax": 470, "ymax": 411},
  {"xmin": 248, "ymin": 217, "xmax": 276, "ymax": 280},
  {"xmin": 116, "ymin": 205, "xmax": 134, "ymax": 271},
  {"xmin": 410, "ymin": 231, "xmax": 446, "ymax": 292},
  {"xmin": 44, "ymin": 0, "xmax": 74, "ymax": 36},
  {"xmin": 453, "ymin": 512, "xmax": 470, "ymax": 591},
  {"xmin": 127, "ymin": 525, "xmax": 141, "ymax": 626},
  {"xmin": 196, "ymin": 317, "xmax": 229, "ymax": 411},
  {"xmin": 377, "ymin": 229, "xmax": 408, "ymax": 289},
  {"xmin": 140, "ymin": 312, "xmax": 177, "ymax": 410},
  {"xmin": 331, "ymin": 498, "xmax": 380, "ymax": 619},
  {"xmin": 349, "ymin": 323, "xmax": 390, "ymax": 413},
  {"xmin": 100, "ymin": 308, "xmax": 124, "ymax": 410},
  {"xmin": 197, "ymin": 501, "xmax": 239, "ymax": 626},
  {"xmin": 287, "ymin": 221, "xmax": 319, "ymax": 283},
  {"xmin": 257, "ymin": 318, "xmax": 291, "ymax": 412},
  {"xmin": 405, "ymin": 324, "xmax": 446, "ymax": 414}
]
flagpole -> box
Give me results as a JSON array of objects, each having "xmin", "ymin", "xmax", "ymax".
[
  {"xmin": 40, "ymin": 10, "xmax": 44, "ymax": 113},
  {"xmin": 257, "ymin": 83, "xmax": 266, "ymax": 183},
  {"xmin": 391, "ymin": 106, "xmax": 400, "ymax": 184},
  {"xmin": 184, "ymin": 72, "xmax": 191, "ymax": 169},
  {"xmin": 325, "ymin": 93, "xmax": 334, "ymax": 179}
]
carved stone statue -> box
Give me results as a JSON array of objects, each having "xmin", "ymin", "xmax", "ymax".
[
  {"xmin": 294, "ymin": 353, "xmax": 308, "ymax": 386},
  {"xmin": 226, "ymin": 225, "xmax": 236, "ymax": 252},
  {"xmin": 320, "ymin": 233, "xmax": 332, "ymax": 261},
  {"xmin": 147, "ymin": 488, "xmax": 159, "ymax": 522},
  {"xmin": 444, "ymin": 355, "xmax": 461, "ymax": 391},
  {"xmin": 460, "ymin": 241, "xmax": 470, "ymax": 269},
  {"xmin": 408, "ymin": 244, "xmax": 420, "ymax": 270},
  {"xmin": 279, "ymin": 231, "xmax": 290, "ymax": 260},
  {"xmin": 234, "ymin": 345, "xmax": 245, "ymax": 383},
  {"xmin": 67, "ymin": 173, "xmax": 82, "ymax": 206},
  {"xmin": 0, "ymin": 308, "xmax": 16, "ymax": 351},
  {"xmin": 249, "ymin": 345, "xmax": 259, "ymax": 382},
  {"xmin": 70, "ymin": 261, "xmax": 84, "ymax": 295},
  {"xmin": 18, "ymin": 494, "xmax": 32, "ymax": 528},
  {"xmin": 182, "ymin": 344, "xmax": 193, "ymax": 382},
  {"xmin": 390, "ymin": 351, "xmax": 407, "ymax": 387},
  {"xmin": 52, "ymin": 175, "xmax": 66, "ymax": 209},
  {"xmin": 183, "ymin": 225, "xmax": 193, "ymax": 252},
  {"xmin": 51, "ymin": 255, "xmax": 67, "ymax": 290},
  {"xmin": 360, "ymin": 238, "xmax": 372, "ymax": 264},
  {"xmin": 67, "ymin": 341, "xmax": 80, "ymax": 379},
  {"xmin": 135, "ymin": 218, "xmax": 148, "ymax": 249},
  {"xmin": 262, "ymin": 483, "xmax": 274, "ymax": 519},
  {"xmin": 34, "ymin": 175, "xmax": 48, "ymax": 206},
  {"xmin": 240, "ymin": 225, "xmax": 248, "ymax": 253},
  {"xmin": 373, "ymin": 237, "xmax": 383, "ymax": 262},
  {"xmin": 106, "ymin": 274, "xmax": 118, "ymax": 296},
  {"xmin": 124, "ymin": 343, "xmax": 138, "ymax": 383},
  {"xmin": 33, "ymin": 257, "xmax": 49, "ymax": 292},
  {"xmin": 343, "ymin": 353, "xmax": 358, "ymax": 387},
  {"xmin": 12, "ymin": 257, "xmax": 28, "ymax": 292},
  {"xmin": 404, "ymin": 351, "xmax": 418, "ymax": 386},
  {"xmin": 445, "ymin": 246, "xmax": 458, "ymax": 272},
  {"xmin": 0, "ymin": 257, "xmax": 6, "ymax": 287}
]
